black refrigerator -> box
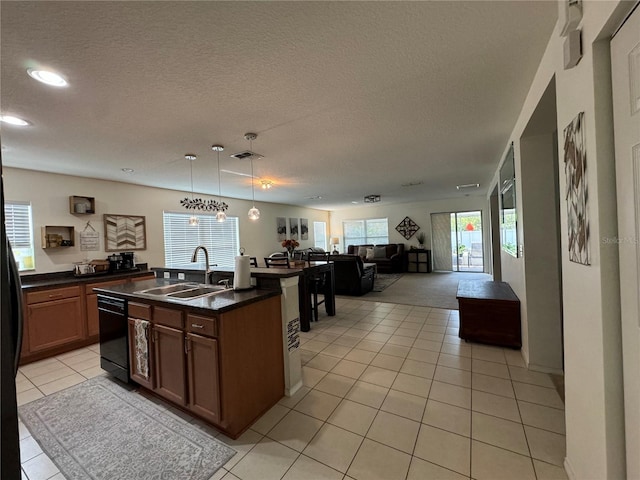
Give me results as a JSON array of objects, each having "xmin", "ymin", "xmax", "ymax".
[{"xmin": 1, "ymin": 156, "xmax": 23, "ymax": 478}]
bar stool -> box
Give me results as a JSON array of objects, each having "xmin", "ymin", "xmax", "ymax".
[{"xmin": 307, "ymin": 253, "xmax": 329, "ymax": 322}]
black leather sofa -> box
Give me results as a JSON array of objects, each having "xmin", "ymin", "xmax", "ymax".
[
  {"xmin": 328, "ymin": 255, "xmax": 375, "ymax": 296},
  {"xmin": 346, "ymin": 243, "xmax": 405, "ymax": 273}
]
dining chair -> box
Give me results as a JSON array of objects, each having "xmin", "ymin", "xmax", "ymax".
[
  {"xmin": 249, "ymin": 257, "xmax": 258, "ymax": 267},
  {"xmin": 306, "ymin": 253, "xmax": 331, "ymax": 322},
  {"xmin": 264, "ymin": 256, "xmax": 291, "ymax": 268}
]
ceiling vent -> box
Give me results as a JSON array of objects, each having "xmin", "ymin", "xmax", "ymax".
[{"xmin": 230, "ymin": 150, "xmax": 263, "ymax": 160}]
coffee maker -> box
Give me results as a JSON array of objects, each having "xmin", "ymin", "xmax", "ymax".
[{"xmin": 121, "ymin": 252, "xmax": 135, "ymax": 269}]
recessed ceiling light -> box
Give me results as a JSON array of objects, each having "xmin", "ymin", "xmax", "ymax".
[
  {"xmin": 351, "ymin": 201, "xmax": 359, "ymax": 204},
  {"xmin": 456, "ymin": 183, "xmax": 480, "ymax": 190},
  {"xmin": 27, "ymin": 69, "xmax": 68, "ymax": 87},
  {"xmin": 0, "ymin": 115, "xmax": 29, "ymax": 126},
  {"xmin": 121, "ymin": 168, "xmax": 134, "ymax": 173}
]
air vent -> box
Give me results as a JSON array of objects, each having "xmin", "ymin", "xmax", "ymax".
[{"xmin": 230, "ymin": 150, "xmax": 263, "ymax": 160}]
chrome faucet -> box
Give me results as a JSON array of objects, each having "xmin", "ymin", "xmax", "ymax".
[{"xmin": 191, "ymin": 245, "xmax": 212, "ymax": 284}]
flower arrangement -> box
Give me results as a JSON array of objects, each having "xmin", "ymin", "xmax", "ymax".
[{"xmin": 281, "ymin": 239, "xmax": 300, "ymax": 257}]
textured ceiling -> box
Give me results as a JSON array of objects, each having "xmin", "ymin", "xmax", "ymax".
[{"xmin": 0, "ymin": 1, "xmax": 557, "ymax": 210}]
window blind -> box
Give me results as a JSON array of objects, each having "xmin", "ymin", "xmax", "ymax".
[
  {"xmin": 4, "ymin": 202, "xmax": 33, "ymax": 248},
  {"xmin": 163, "ymin": 212, "xmax": 240, "ymax": 268},
  {"xmin": 343, "ymin": 218, "xmax": 389, "ymax": 247},
  {"xmin": 313, "ymin": 221, "xmax": 327, "ymax": 250}
]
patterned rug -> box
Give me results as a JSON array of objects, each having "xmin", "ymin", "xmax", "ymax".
[
  {"xmin": 19, "ymin": 376, "xmax": 235, "ymax": 480},
  {"xmin": 372, "ymin": 273, "xmax": 403, "ymax": 292}
]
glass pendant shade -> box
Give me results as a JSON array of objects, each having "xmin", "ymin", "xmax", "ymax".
[
  {"xmin": 189, "ymin": 215, "xmax": 199, "ymax": 226},
  {"xmin": 216, "ymin": 211, "xmax": 227, "ymax": 222},
  {"xmin": 248, "ymin": 207, "xmax": 260, "ymax": 220}
]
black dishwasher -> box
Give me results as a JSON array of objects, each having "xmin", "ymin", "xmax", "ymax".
[{"xmin": 98, "ymin": 295, "xmax": 130, "ymax": 383}]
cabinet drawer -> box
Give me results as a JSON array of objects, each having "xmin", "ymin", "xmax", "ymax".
[
  {"xmin": 129, "ymin": 302, "xmax": 152, "ymax": 320},
  {"xmin": 26, "ymin": 286, "xmax": 80, "ymax": 304},
  {"xmin": 187, "ymin": 314, "xmax": 217, "ymax": 337},
  {"xmin": 154, "ymin": 307, "xmax": 183, "ymax": 329}
]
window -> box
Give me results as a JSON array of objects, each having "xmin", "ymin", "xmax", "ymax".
[
  {"xmin": 4, "ymin": 201, "xmax": 35, "ymax": 271},
  {"xmin": 343, "ymin": 218, "xmax": 389, "ymax": 247},
  {"xmin": 313, "ymin": 221, "xmax": 327, "ymax": 250},
  {"xmin": 163, "ymin": 212, "xmax": 240, "ymax": 268}
]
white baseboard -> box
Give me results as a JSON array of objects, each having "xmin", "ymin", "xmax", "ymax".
[{"xmin": 564, "ymin": 456, "xmax": 577, "ymax": 480}]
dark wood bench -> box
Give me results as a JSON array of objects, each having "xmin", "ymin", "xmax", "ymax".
[{"xmin": 456, "ymin": 280, "xmax": 521, "ymax": 348}]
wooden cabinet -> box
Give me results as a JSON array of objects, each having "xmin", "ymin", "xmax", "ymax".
[
  {"xmin": 124, "ymin": 295, "xmax": 283, "ymax": 438},
  {"xmin": 187, "ymin": 333, "xmax": 220, "ymax": 423},
  {"xmin": 41, "ymin": 226, "xmax": 75, "ymax": 248},
  {"xmin": 153, "ymin": 324, "xmax": 187, "ymax": 405},
  {"xmin": 25, "ymin": 286, "xmax": 84, "ymax": 353},
  {"xmin": 406, "ymin": 249, "xmax": 431, "ymax": 273},
  {"xmin": 127, "ymin": 318, "xmax": 154, "ymax": 390}
]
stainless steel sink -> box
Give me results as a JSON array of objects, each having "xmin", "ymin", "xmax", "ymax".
[{"xmin": 134, "ymin": 282, "xmax": 231, "ymax": 300}]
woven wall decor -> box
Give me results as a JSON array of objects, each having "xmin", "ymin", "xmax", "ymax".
[{"xmin": 395, "ymin": 216, "xmax": 420, "ymax": 240}]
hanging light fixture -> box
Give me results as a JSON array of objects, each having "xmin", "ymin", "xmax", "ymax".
[
  {"xmin": 185, "ymin": 154, "xmax": 199, "ymax": 226},
  {"xmin": 212, "ymin": 145, "xmax": 227, "ymax": 222},
  {"xmin": 261, "ymin": 180, "xmax": 273, "ymax": 189},
  {"xmin": 245, "ymin": 133, "xmax": 260, "ymax": 220}
]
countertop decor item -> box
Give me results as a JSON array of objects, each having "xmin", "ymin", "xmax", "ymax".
[{"xmin": 281, "ymin": 239, "xmax": 300, "ymax": 258}]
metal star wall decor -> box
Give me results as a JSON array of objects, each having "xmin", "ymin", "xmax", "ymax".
[{"xmin": 395, "ymin": 216, "xmax": 420, "ymax": 240}]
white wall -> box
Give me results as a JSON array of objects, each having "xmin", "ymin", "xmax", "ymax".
[
  {"xmin": 329, "ymin": 196, "xmax": 490, "ymax": 271},
  {"xmin": 4, "ymin": 167, "xmax": 329, "ymax": 274},
  {"xmin": 487, "ymin": 2, "xmax": 630, "ymax": 478}
]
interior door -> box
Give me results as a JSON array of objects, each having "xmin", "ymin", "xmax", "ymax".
[{"xmin": 611, "ymin": 7, "xmax": 640, "ymax": 478}]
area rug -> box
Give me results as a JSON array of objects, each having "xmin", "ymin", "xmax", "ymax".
[
  {"xmin": 361, "ymin": 271, "xmax": 493, "ymax": 309},
  {"xmin": 372, "ymin": 273, "xmax": 403, "ymax": 292},
  {"xmin": 19, "ymin": 376, "xmax": 235, "ymax": 480}
]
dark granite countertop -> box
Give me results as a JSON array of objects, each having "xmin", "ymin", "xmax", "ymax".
[
  {"xmin": 93, "ymin": 278, "xmax": 281, "ymax": 314},
  {"xmin": 20, "ymin": 269, "xmax": 155, "ymax": 291}
]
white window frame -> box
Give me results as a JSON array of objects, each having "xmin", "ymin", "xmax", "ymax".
[
  {"xmin": 4, "ymin": 201, "xmax": 35, "ymax": 272},
  {"xmin": 342, "ymin": 218, "xmax": 389, "ymax": 248},
  {"xmin": 163, "ymin": 212, "xmax": 240, "ymax": 268},
  {"xmin": 313, "ymin": 221, "xmax": 327, "ymax": 250}
]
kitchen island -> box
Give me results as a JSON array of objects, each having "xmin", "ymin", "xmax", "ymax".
[{"xmin": 95, "ymin": 278, "xmax": 283, "ymax": 439}]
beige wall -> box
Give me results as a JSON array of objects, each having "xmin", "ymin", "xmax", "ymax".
[
  {"xmin": 4, "ymin": 167, "xmax": 329, "ymax": 274},
  {"xmin": 487, "ymin": 2, "xmax": 631, "ymax": 478},
  {"xmin": 329, "ymin": 196, "xmax": 490, "ymax": 272}
]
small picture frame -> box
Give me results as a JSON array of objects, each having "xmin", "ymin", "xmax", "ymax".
[{"xmin": 104, "ymin": 214, "xmax": 147, "ymax": 251}]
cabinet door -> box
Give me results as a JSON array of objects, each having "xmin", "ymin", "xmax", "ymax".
[
  {"xmin": 86, "ymin": 294, "xmax": 100, "ymax": 337},
  {"xmin": 186, "ymin": 333, "xmax": 221, "ymax": 423},
  {"xmin": 152, "ymin": 324, "xmax": 186, "ymax": 405},
  {"xmin": 27, "ymin": 297, "xmax": 84, "ymax": 352},
  {"xmin": 127, "ymin": 319, "xmax": 154, "ymax": 389}
]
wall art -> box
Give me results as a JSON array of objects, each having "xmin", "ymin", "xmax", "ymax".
[
  {"xmin": 289, "ymin": 218, "xmax": 299, "ymax": 240},
  {"xmin": 395, "ymin": 216, "xmax": 420, "ymax": 240},
  {"xmin": 300, "ymin": 218, "xmax": 309, "ymax": 240},
  {"xmin": 104, "ymin": 214, "xmax": 147, "ymax": 251},
  {"xmin": 276, "ymin": 217, "xmax": 287, "ymax": 241},
  {"xmin": 564, "ymin": 111, "xmax": 590, "ymax": 265}
]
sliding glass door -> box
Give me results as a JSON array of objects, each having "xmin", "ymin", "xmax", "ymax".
[{"xmin": 431, "ymin": 211, "xmax": 484, "ymax": 272}]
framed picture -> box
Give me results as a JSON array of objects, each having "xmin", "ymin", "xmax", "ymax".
[
  {"xmin": 276, "ymin": 217, "xmax": 287, "ymax": 241},
  {"xmin": 104, "ymin": 214, "xmax": 147, "ymax": 251},
  {"xmin": 289, "ymin": 218, "xmax": 299, "ymax": 240},
  {"xmin": 300, "ymin": 218, "xmax": 309, "ymax": 240}
]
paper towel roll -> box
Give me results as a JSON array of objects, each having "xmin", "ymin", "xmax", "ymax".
[{"xmin": 233, "ymin": 255, "xmax": 252, "ymax": 290}]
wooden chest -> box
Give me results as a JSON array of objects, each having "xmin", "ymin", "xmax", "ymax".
[{"xmin": 456, "ymin": 280, "xmax": 521, "ymax": 348}]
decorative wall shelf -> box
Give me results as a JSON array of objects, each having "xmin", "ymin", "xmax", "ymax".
[
  {"xmin": 42, "ymin": 226, "xmax": 75, "ymax": 249},
  {"xmin": 69, "ymin": 196, "xmax": 95, "ymax": 215}
]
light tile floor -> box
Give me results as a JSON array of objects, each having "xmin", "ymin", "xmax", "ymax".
[{"xmin": 17, "ymin": 298, "xmax": 568, "ymax": 480}]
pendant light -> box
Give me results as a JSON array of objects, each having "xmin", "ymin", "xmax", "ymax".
[
  {"xmin": 185, "ymin": 154, "xmax": 199, "ymax": 226},
  {"xmin": 245, "ymin": 133, "xmax": 260, "ymax": 220},
  {"xmin": 212, "ymin": 145, "xmax": 227, "ymax": 222}
]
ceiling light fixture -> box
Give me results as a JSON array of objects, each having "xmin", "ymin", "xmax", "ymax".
[
  {"xmin": 261, "ymin": 180, "xmax": 273, "ymax": 189},
  {"xmin": 27, "ymin": 68, "xmax": 68, "ymax": 87},
  {"xmin": 0, "ymin": 115, "xmax": 29, "ymax": 126},
  {"xmin": 185, "ymin": 154, "xmax": 199, "ymax": 226},
  {"xmin": 364, "ymin": 194, "xmax": 381, "ymax": 203},
  {"xmin": 212, "ymin": 145, "xmax": 227, "ymax": 223},
  {"xmin": 245, "ymin": 133, "xmax": 261, "ymax": 221},
  {"xmin": 456, "ymin": 183, "xmax": 480, "ymax": 190}
]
